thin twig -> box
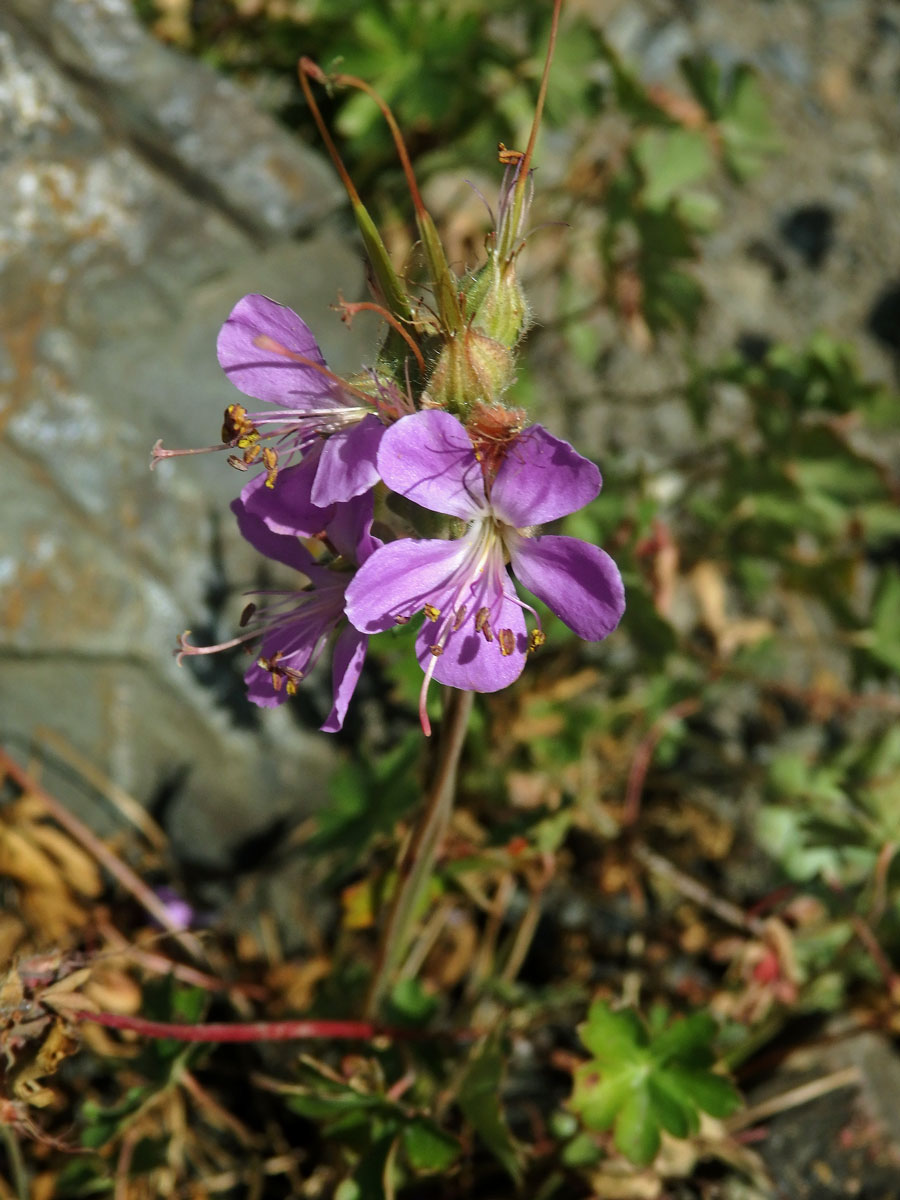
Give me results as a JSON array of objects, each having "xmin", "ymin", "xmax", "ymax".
[
  {"xmin": 634, "ymin": 842, "xmax": 766, "ymax": 937},
  {"xmin": 727, "ymin": 1066, "xmax": 862, "ymax": 1133}
]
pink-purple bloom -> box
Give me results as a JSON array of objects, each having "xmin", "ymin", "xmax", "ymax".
[
  {"xmin": 217, "ymin": 293, "xmax": 406, "ymax": 507},
  {"xmin": 344, "ymin": 410, "xmax": 625, "ymax": 731},
  {"xmin": 180, "ymin": 488, "xmax": 378, "ymax": 732}
]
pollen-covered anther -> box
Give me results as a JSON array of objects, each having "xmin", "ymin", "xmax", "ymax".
[
  {"xmin": 423, "ymin": 603, "xmax": 441, "ymax": 622},
  {"xmin": 498, "ymin": 628, "xmax": 515, "ymax": 657},
  {"xmin": 243, "ymin": 444, "xmax": 263, "ymax": 465},
  {"xmin": 262, "ymin": 447, "xmax": 279, "ymax": 489},
  {"xmin": 259, "ymin": 651, "xmax": 303, "ymax": 692},
  {"xmin": 452, "ymin": 605, "xmax": 467, "ymax": 631},
  {"xmin": 528, "ymin": 629, "xmax": 546, "ymax": 653},
  {"xmin": 475, "ymin": 607, "xmax": 494, "ymax": 642},
  {"xmin": 222, "ymin": 403, "xmax": 259, "ymax": 446}
]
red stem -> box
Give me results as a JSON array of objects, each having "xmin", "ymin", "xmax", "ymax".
[{"xmin": 73, "ymin": 1009, "xmax": 471, "ymax": 1044}]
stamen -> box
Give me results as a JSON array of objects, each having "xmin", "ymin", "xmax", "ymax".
[
  {"xmin": 394, "ymin": 615, "xmax": 410, "ymax": 625},
  {"xmin": 452, "ymin": 605, "xmax": 467, "ymax": 631},
  {"xmin": 429, "ymin": 645, "xmax": 443, "ymax": 657},
  {"xmin": 262, "ymin": 446, "xmax": 278, "ymax": 489},
  {"xmin": 240, "ymin": 603, "xmax": 257, "ymax": 627},
  {"xmin": 498, "ymin": 628, "xmax": 515, "ymax": 657},
  {"xmin": 423, "ymin": 603, "xmax": 441, "ymax": 622},
  {"xmin": 475, "ymin": 607, "xmax": 494, "ymax": 642},
  {"xmin": 529, "ymin": 629, "xmax": 546, "ymax": 653},
  {"xmin": 222, "ymin": 403, "xmax": 259, "ymax": 445},
  {"xmin": 227, "ymin": 455, "xmax": 249, "ymax": 471},
  {"xmin": 498, "ymin": 142, "xmax": 525, "ymax": 166}
]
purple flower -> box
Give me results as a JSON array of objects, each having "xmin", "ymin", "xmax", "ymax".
[
  {"xmin": 217, "ymin": 293, "xmax": 408, "ymax": 507},
  {"xmin": 179, "ymin": 488, "xmax": 378, "ymax": 732},
  {"xmin": 344, "ymin": 410, "xmax": 624, "ymax": 732}
]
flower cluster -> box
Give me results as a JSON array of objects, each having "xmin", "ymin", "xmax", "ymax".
[{"xmin": 158, "ymin": 67, "xmax": 625, "ymax": 734}]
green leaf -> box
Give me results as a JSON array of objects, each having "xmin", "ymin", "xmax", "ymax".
[
  {"xmin": 650, "ymin": 1012, "xmax": 716, "ymax": 1066},
  {"xmin": 633, "ymin": 128, "xmax": 713, "ymax": 209},
  {"xmin": 647, "ymin": 1073, "xmax": 696, "ymax": 1139},
  {"xmin": 457, "ymin": 1036, "xmax": 523, "ymax": 1181},
  {"xmin": 560, "ymin": 1130, "xmax": 605, "ymax": 1168},
  {"xmin": 661, "ymin": 1066, "xmax": 742, "ymax": 1119},
  {"xmin": 578, "ymin": 1001, "xmax": 648, "ymax": 1063},
  {"xmin": 346, "ymin": 1133, "xmax": 398, "ymax": 1200},
  {"xmin": 719, "ymin": 65, "xmax": 779, "ymax": 178},
  {"xmin": 401, "ymin": 1120, "xmax": 461, "ymax": 1172},
  {"xmin": 571, "ymin": 1064, "xmax": 635, "ymax": 1131},
  {"xmin": 571, "ymin": 1004, "xmax": 742, "ymax": 1165},
  {"xmin": 868, "ymin": 570, "xmax": 900, "ymax": 675},
  {"xmin": 385, "ymin": 977, "xmax": 439, "ymax": 1025},
  {"xmin": 614, "ymin": 1086, "xmax": 659, "ymax": 1165}
]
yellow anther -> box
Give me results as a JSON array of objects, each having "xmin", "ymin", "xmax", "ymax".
[
  {"xmin": 424, "ymin": 604, "xmax": 441, "ymax": 622},
  {"xmin": 263, "ymin": 447, "xmax": 278, "ymax": 489},
  {"xmin": 528, "ymin": 629, "xmax": 546, "ymax": 653}
]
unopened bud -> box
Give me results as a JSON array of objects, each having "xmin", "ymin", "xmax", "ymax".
[
  {"xmin": 425, "ymin": 327, "xmax": 515, "ymax": 419},
  {"xmin": 465, "ymin": 257, "xmax": 530, "ymax": 349}
]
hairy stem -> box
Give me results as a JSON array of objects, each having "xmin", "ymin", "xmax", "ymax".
[{"xmin": 365, "ymin": 687, "xmax": 474, "ymax": 1017}]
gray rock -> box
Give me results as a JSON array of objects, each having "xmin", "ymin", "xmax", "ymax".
[{"xmin": 0, "ymin": 0, "xmax": 373, "ymax": 872}]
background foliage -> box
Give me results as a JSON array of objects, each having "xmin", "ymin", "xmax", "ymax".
[{"xmin": 3, "ymin": 1, "xmax": 899, "ymax": 1197}]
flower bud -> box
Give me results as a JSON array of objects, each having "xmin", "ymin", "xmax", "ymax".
[
  {"xmin": 465, "ymin": 256, "xmax": 531, "ymax": 348},
  {"xmin": 423, "ymin": 326, "xmax": 515, "ymax": 418}
]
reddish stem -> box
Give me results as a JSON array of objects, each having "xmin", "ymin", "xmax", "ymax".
[
  {"xmin": 622, "ymin": 698, "xmax": 700, "ymax": 826},
  {"xmin": 298, "ymin": 59, "xmax": 364, "ymax": 208},
  {"xmin": 336, "ymin": 299, "xmax": 425, "ymax": 372},
  {"xmin": 74, "ymin": 1009, "xmax": 471, "ymax": 1044},
  {"xmin": 330, "ymin": 71, "xmax": 426, "ymax": 216}
]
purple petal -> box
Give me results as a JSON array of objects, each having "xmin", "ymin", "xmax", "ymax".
[
  {"xmin": 344, "ymin": 538, "xmax": 471, "ymax": 634},
  {"xmin": 217, "ymin": 294, "xmax": 336, "ymax": 407},
  {"xmin": 241, "ymin": 449, "xmax": 334, "ymax": 538},
  {"xmin": 491, "ymin": 426, "xmax": 601, "ymax": 527},
  {"xmin": 244, "ymin": 588, "xmax": 344, "ymax": 707},
  {"xmin": 416, "ymin": 569, "xmax": 528, "ymax": 693},
  {"xmin": 244, "ymin": 659, "xmax": 289, "ymax": 708},
  {"xmin": 325, "ymin": 490, "xmax": 378, "ymax": 565},
  {"xmin": 311, "ymin": 415, "xmax": 385, "ymax": 508},
  {"xmin": 231, "ymin": 491, "xmax": 317, "ymax": 574},
  {"xmin": 377, "ymin": 411, "xmax": 486, "ymax": 520},
  {"xmin": 509, "ymin": 534, "xmax": 625, "ymax": 641},
  {"xmin": 321, "ymin": 625, "xmax": 368, "ymax": 732}
]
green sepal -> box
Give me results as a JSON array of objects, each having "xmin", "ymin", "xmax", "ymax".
[
  {"xmin": 416, "ymin": 209, "xmax": 463, "ymax": 333},
  {"xmin": 353, "ymin": 199, "xmax": 416, "ymax": 369}
]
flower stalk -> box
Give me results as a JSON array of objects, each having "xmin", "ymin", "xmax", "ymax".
[{"xmin": 365, "ymin": 686, "xmax": 474, "ymax": 1017}]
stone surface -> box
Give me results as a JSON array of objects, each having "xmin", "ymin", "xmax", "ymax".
[{"xmin": 0, "ymin": 0, "xmax": 376, "ymax": 872}]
